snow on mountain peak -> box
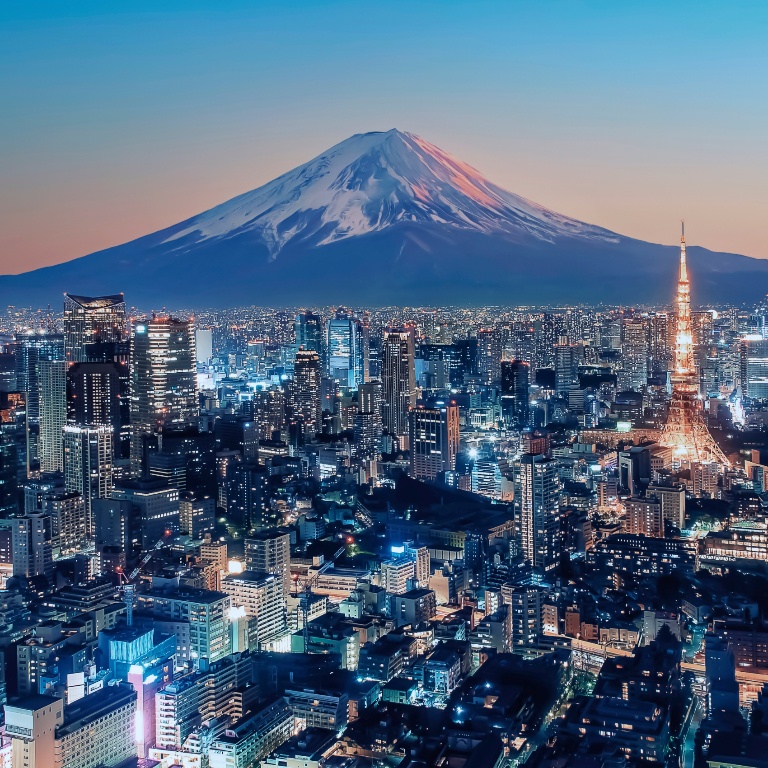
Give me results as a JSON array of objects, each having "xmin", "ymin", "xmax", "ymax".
[{"xmin": 163, "ymin": 129, "xmax": 618, "ymax": 254}]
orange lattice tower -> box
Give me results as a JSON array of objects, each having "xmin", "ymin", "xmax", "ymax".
[{"xmin": 659, "ymin": 223, "xmax": 729, "ymax": 466}]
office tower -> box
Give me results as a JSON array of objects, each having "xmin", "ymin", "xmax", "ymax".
[
  {"xmin": 38, "ymin": 359, "xmax": 67, "ymax": 473},
  {"xmin": 500, "ymin": 360, "xmax": 530, "ymax": 429},
  {"xmin": 327, "ymin": 310, "xmax": 363, "ymax": 389},
  {"xmin": 130, "ymin": 316, "xmax": 198, "ymax": 474},
  {"xmin": 225, "ymin": 462, "xmax": 270, "ymax": 531},
  {"xmin": 215, "ymin": 415, "xmax": 259, "ymax": 461},
  {"xmin": 63, "ymin": 424, "xmax": 114, "ymax": 538},
  {"xmin": 111, "ymin": 477, "xmax": 180, "ymax": 549},
  {"xmin": 149, "ymin": 426, "xmax": 217, "ymax": 498},
  {"xmin": 0, "ymin": 392, "xmax": 27, "ymax": 496},
  {"xmin": 477, "ymin": 328, "xmax": 502, "ymax": 385},
  {"xmin": 408, "ymin": 403, "xmax": 460, "ymax": 481},
  {"xmin": 295, "ymin": 311, "xmax": 323, "ymax": 355},
  {"xmin": 740, "ymin": 334, "xmax": 768, "ymax": 399},
  {"xmin": 553, "ymin": 340, "xmax": 578, "ymax": 396},
  {"xmin": 513, "ymin": 454, "xmax": 561, "ymax": 571},
  {"xmin": 252, "ymin": 388, "xmax": 286, "ymax": 441},
  {"xmin": 293, "ymin": 349, "xmax": 322, "ymax": 432},
  {"xmin": 15, "ymin": 334, "xmax": 65, "ymax": 422},
  {"xmin": 244, "ymin": 529, "xmax": 291, "ymax": 595},
  {"xmin": 359, "ymin": 315, "xmax": 371, "ymax": 383},
  {"xmin": 195, "ymin": 327, "xmax": 213, "ymax": 363},
  {"xmin": 621, "ymin": 316, "xmax": 650, "ymax": 391},
  {"xmin": 381, "ymin": 329, "xmax": 416, "ymax": 447},
  {"xmin": 354, "ymin": 382, "xmax": 383, "ymax": 459},
  {"xmin": 94, "ymin": 497, "xmax": 140, "ymax": 572},
  {"xmin": 63, "ymin": 293, "xmax": 126, "ymax": 363},
  {"xmin": 67, "ymin": 360, "xmax": 128, "ymax": 458},
  {"xmin": 660, "ymin": 225, "xmax": 729, "ymax": 465},
  {"xmin": 648, "ymin": 313, "xmax": 671, "ymax": 374},
  {"xmin": 0, "ymin": 426, "xmax": 19, "ymax": 518}
]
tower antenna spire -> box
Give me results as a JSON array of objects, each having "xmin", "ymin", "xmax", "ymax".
[{"xmin": 681, "ymin": 219, "xmax": 685, "ymax": 242}]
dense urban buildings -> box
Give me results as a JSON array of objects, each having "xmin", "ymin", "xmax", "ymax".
[{"xmin": 1, "ymin": 247, "xmax": 768, "ymax": 768}]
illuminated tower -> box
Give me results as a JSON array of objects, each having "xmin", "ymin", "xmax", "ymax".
[{"xmin": 660, "ymin": 224, "xmax": 729, "ymax": 466}]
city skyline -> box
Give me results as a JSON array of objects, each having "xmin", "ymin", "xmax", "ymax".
[{"xmin": 4, "ymin": 5, "xmax": 768, "ymax": 768}]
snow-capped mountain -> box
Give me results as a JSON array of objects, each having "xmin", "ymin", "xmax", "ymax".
[
  {"xmin": 2, "ymin": 129, "xmax": 766, "ymax": 307},
  {"xmin": 161, "ymin": 129, "xmax": 617, "ymax": 255}
]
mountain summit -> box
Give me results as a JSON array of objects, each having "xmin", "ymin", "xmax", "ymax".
[
  {"xmin": 3, "ymin": 130, "xmax": 767, "ymax": 306},
  {"xmin": 162, "ymin": 129, "xmax": 616, "ymax": 256}
]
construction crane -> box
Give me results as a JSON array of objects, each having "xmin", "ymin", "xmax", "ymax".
[
  {"xmin": 291, "ymin": 570, "xmax": 321, "ymax": 653},
  {"xmin": 117, "ymin": 530, "xmax": 172, "ymax": 626}
]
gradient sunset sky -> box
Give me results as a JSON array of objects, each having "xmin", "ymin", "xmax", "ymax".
[{"xmin": 2, "ymin": 0, "xmax": 767, "ymax": 273}]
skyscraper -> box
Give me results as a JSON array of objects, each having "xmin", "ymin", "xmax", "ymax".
[
  {"xmin": 67, "ymin": 360, "xmax": 129, "ymax": 458},
  {"xmin": 63, "ymin": 293, "xmax": 126, "ymax": 362},
  {"xmin": 477, "ymin": 328, "xmax": 502, "ymax": 386},
  {"xmin": 63, "ymin": 424, "xmax": 114, "ymax": 538},
  {"xmin": 408, "ymin": 403, "xmax": 460, "ymax": 481},
  {"xmin": 381, "ymin": 329, "xmax": 416, "ymax": 448},
  {"xmin": 15, "ymin": 333, "xmax": 64, "ymax": 423},
  {"xmin": 553, "ymin": 340, "xmax": 579, "ymax": 396},
  {"xmin": 129, "ymin": 316, "xmax": 198, "ymax": 474},
  {"xmin": 500, "ymin": 360, "xmax": 529, "ymax": 429},
  {"xmin": 513, "ymin": 454, "xmax": 561, "ymax": 571},
  {"xmin": 327, "ymin": 310, "xmax": 363, "ymax": 389},
  {"xmin": 293, "ymin": 349, "xmax": 322, "ymax": 433},
  {"xmin": 295, "ymin": 312, "xmax": 323, "ymax": 356},
  {"xmin": 621, "ymin": 316, "xmax": 650, "ymax": 391},
  {"xmin": 38, "ymin": 359, "xmax": 67, "ymax": 473}
]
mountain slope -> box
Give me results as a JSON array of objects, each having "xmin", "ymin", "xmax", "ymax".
[{"xmin": 3, "ymin": 129, "xmax": 767, "ymax": 307}]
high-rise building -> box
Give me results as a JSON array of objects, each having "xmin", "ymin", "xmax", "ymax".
[
  {"xmin": 354, "ymin": 381, "xmax": 383, "ymax": 458},
  {"xmin": 63, "ymin": 293, "xmax": 126, "ymax": 362},
  {"xmin": 295, "ymin": 312, "xmax": 323, "ymax": 355},
  {"xmin": 38, "ymin": 359, "xmax": 67, "ymax": 473},
  {"xmin": 477, "ymin": 328, "xmax": 502, "ymax": 385},
  {"xmin": 293, "ymin": 349, "xmax": 322, "ymax": 433},
  {"xmin": 225, "ymin": 462, "xmax": 270, "ymax": 531},
  {"xmin": 408, "ymin": 403, "xmax": 460, "ymax": 481},
  {"xmin": 15, "ymin": 333, "xmax": 65, "ymax": 423},
  {"xmin": 195, "ymin": 327, "xmax": 213, "ymax": 363},
  {"xmin": 621, "ymin": 316, "xmax": 650, "ymax": 391},
  {"xmin": 130, "ymin": 316, "xmax": 198, "ymax": 474},
  {"xmin": 63, "ymin": 424, "xmax": 114, "ymax": 538},
  {"xmin": 327, "ymin": 310, "xmax": 363, "ymax": 389},
  {"xmin": 500, "ymin": 360, "xmax": 529, "ymax": 429},
  {"xmin": 513, "ymin": 454, "xmax": 561, "ymax": 571},
  {"xmin": 67, "ymin": 360, "xmax": 129, "ymax": 458},
  {"xmin": 381, "ymin": 329, "xmax": 416, "ymax": 447},
  {"xmin": 740, "ymin": 334, "xmax": 768, "ymax": 400},
  {"xmin": 111, "ymin": 476, "xmax": 180, "ymax": 549},
  {"xmin": 553, "ymin": 340, "xmax": 579, "ymax": 396}
]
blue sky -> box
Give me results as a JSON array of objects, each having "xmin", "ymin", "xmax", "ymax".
[{"xmin": 2, "ymin": 0, "xmax": 767, "ymax": 271}]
